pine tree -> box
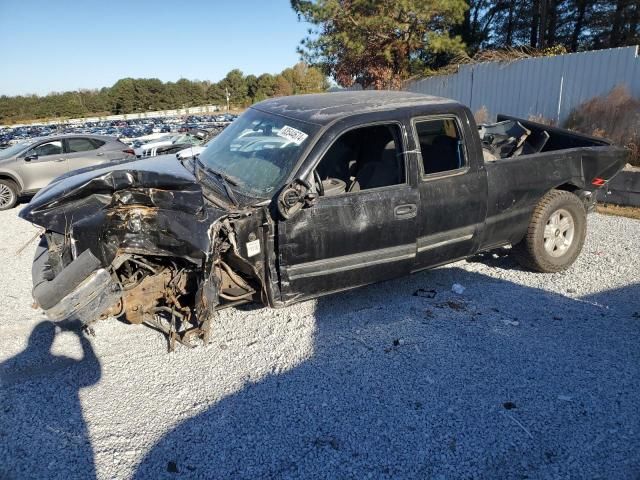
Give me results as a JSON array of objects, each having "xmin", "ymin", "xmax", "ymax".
[{"xmin": 291, "ymin": 0, "xmax": 468, "ymax": 89}]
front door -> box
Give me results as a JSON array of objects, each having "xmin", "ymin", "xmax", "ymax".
[
  {"xmin": 19, "ymin": 139, "xmax": 68, "ymax": 191},
  {"xmin": 276, "ymin": 122, "xmax": 419, "ymax": 303}
]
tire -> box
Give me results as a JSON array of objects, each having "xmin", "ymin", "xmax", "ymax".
[
  {"xmin": 0, "ymin": 179, "xmax": 18, "ymax": 210},
  {"xmin": 513, "ymin": 190, "xmax": 587, "ymax": 273}
]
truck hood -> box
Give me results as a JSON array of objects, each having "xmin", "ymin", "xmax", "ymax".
[
  {"xmin": 19, "ymin": 154, "xmax": 231, "ymax": 264},
  {"xmin": 20, "ymin": 155, "xmax": 212, "ymax": 229}
]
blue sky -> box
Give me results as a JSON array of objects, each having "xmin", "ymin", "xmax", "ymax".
[{"xmin": 0, "ymin": 0, "xmax": 311, "ymax": 96}]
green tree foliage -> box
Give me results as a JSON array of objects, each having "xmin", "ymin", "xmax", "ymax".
[
  {"xmin": 292, "ymin": 0, "xmax": 638, "ymax": 88},
  {"xmin": 254, "ymin": 74, "xmax": 278, "ymax": 101},
  {"xmin": 0, "ymin": 64, "xmax": 328, "ymax": 124},
  {"xmin": 282, "ymin": 63, "xmax": 329, "ymax": 94},
  {"xmin": 245, "ymin": 74, "xmax": 259, "ymax": 101},
  {"xmin": 274, "ymin": 75, "xmax": 294, "ymax": 96},
  {"xmin": 460, "ymin": 0, "xmax": 639, "ymax": 53},
  {"xmin": 218, "ymin": 69, "xmax": 250, "ymax": 106},
  {"xmin": 0, "ymin": 89, "xmax": 112, "ymax": 124},
  {"xmin": 167, "ymin": 78, "xmax": 205, "ymax": 108},
  {"xmin": 109, "ymin": 78, "xmax": 137, "ymax": 114},
  {"xmin": 291, "ymin": 0, "xmax": 468, "ymax": 89}
]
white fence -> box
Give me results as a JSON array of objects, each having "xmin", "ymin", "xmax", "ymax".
[{"xmin": 406, "ymin": 46, "xmax": 640, "ymax": 124}]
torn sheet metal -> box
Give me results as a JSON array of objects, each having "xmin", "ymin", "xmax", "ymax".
[{"xmin": 20, "ymin": 155, "xmax": 263, "ymax": 349}]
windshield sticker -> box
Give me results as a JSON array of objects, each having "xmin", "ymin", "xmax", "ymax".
[{"xmin": 277, "ymin": 125, "xmax": 308, "ymax": 145}]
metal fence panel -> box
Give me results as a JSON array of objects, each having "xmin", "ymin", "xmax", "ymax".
[{"xmin": 406, "ymin": 46, "xmax": 640, "ymax": 124}]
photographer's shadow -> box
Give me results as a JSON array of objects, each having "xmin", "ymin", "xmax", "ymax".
[{"xmin": 0, "ymin": 320, "xmax": 101, "ymax": 479}]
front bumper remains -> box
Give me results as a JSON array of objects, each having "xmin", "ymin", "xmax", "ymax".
[{"xmin": 31, "ymin": 241, "xmax": 120, "ymax": 324}]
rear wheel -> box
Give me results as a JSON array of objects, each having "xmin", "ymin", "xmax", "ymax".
[
  {"xmin": 0, "ymin": 179, "xmax": 18, "ymax": 210},
  {"xmin": 513, "ymin": 190, "xmax": 587, "ymax": 273}
]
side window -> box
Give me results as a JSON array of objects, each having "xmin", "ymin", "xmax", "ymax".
[
  {"xmin": 30, "ymin": 140, "xmax": 63, "ymax": 157},
  {"xmin": 414, "ymin": 118, "xmax": 466, "ymax": 176},
  {"xmin": 68, "ymin": 138, "xmax": 98, "ymax": 153},
  {"xmin": 315, "ymin": 124, "xmax": 405, "ymax": 196}
]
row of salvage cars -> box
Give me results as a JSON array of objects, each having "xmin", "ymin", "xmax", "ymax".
[
  {"xmin": 18, "ymin": 92, "xmax": 627, "ymax": 352},
  {"xmin": 0, "ymin": 127, "xmax": 226, "ymax": 210},
  {"xmin": 131, "ymin": 127, "xmax": 224, "ymax": 158}
]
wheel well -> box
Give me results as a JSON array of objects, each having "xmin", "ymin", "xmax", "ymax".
[
  {"xmin": 552, "ymin": 183, "xmax": 595, "ymax": 212},
  {"xmin": 0, "ymin": 174, "xmax": 21, "ymax": 192},
  {"xmin": 554, "ymin": 183, "xmax": 581, "ymax": 193}
]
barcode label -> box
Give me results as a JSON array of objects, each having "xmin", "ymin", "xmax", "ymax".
[{"xmin": 277, "ymin": 125, "xmax": 308, "ymax": 145}]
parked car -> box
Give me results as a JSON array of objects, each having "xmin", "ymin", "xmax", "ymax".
[
  {"xmin": 175, "ymin": 143, "xmax": 208, "ymax": 160},
  {"xmin": 173, "ymin": 125, "xmax": 229, "ymax": 160},
  {"xmin": 20, "ymin": 92, "xmax": 626, "ymax": 349},
  {"xmin": 133, "ymin": 134, "xmax": 177, "ymax": 157},
  {"xmin": 154, "ymin": 130, "xmax": 212, "ymax": 156},
  {"xmin": 0, "ymin": 134, "xmax": 135, "ymax": 209}
]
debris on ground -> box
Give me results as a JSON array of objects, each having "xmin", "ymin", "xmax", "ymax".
[{"xmin": 413, "ymin": 288, "xmax": 437, "ymax": 298}]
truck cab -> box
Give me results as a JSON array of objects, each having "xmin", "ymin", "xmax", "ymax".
[
  {"xmin": 273, "ymin": 97, "xmax": 487, "ymax": 302},
  {"xmin": 265, "ymin": 92, "xmax": 623, "ymax": 302}
]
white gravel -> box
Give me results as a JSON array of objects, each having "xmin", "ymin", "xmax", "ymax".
[{"xmin": 0, "ymin": 206, "xmax": 639, "ymax": 479}]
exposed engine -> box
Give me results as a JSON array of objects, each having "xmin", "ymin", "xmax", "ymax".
[
  {"xmin": 102, "ymin": 256, "xmax": 201, "ymax": 349},
  {"xmin": 36, "ymin": 214, "xmax": 260, "ymax": 351}
]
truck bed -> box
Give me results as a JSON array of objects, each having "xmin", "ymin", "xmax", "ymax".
[
  {"xmin": 478, "ymin": 115, "xmax": 628, "ymax": 250},
  {"xmin": 500, "ymin": 114, "xmax": 610, "ymax": 150},
  {"xmin": 481, "ymin": 115, "xmax": 611, "ymax": 161}
]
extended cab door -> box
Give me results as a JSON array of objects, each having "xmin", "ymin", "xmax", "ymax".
[
  {"xmin": 411, "ymin": 111, "xmax": 488, "ymax": 270},
  {"xmin": 19, "ymin": 139, "xmax": 69, "ymax": 192},
  {"xmin": 276, "ymin": 118, "xmax": 419, "ymax": 303}
]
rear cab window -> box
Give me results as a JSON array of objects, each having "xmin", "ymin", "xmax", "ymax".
[{"xmin": 413, "ymin": 117, "xmax": 467, "ymax": 177}]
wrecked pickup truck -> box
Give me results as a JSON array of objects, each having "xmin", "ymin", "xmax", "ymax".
[{"xmin": 20, "ymin": 91, "xmax": 627, "ymax": 348}]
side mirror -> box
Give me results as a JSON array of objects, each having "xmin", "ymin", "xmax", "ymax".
[
  {"xmin": 24, "ymin": 154, "xmax": 38, "ymax": 162},
  {"xmin": 277, "ymin": 178, "xmax": 311, "ymax": 220}
]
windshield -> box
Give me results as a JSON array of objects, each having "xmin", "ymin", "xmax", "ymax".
[
  {"xmin": 173, "ymin": 134, "xmax": 200, "ymax": 145},
  {"xmin": 197, "ymin": 108, "xmax": 318, "ymax": 199},
  {"xmin": 0, "ymin": 141, "xmax": 33, "ymax": 160}
]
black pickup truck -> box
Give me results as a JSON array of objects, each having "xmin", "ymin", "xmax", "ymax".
[{"xmin": 20, "ymin": 91, "xmax": 627, "ymax": 347}]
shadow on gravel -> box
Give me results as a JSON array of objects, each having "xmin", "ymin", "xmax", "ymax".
[
  {"xmin": 465, "ymin": 248, "xmax": 523, "ymax": 270},
  {"xmin": 0, "ymin": 320, "xmax": 101, "ymax": 479},
  {"xmin": 133, "ymin": 268, "xmax": 640, "ymax": 479}
]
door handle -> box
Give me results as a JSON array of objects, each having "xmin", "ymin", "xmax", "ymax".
[
  {"xmin": 54, "ymin": 158, "xmax": 66, "ymax": 162},
  {"xmin": 96, "ymin": 152, "xmax": 105, "ymax": 156},
  {"xmin": 394, "ymin": 203, "xmax": 417, "ymax": 219}
]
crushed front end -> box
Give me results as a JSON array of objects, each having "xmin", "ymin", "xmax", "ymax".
[{"xmin": 21, "ymin": 156, "xmax": 270, "ymax": 349}]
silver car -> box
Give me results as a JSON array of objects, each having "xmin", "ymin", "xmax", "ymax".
[{"xmin": 0, "ymin": 134, "xmax": 135, "ymax": 210}]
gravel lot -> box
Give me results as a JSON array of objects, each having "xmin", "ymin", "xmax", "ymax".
[{"xmin": 0, "ymin": 206, "xmax": 638, "ymax": 479}]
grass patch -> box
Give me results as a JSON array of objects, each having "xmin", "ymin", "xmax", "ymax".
[{"xmin": 597, "ymin": 204, "xmax": 640, "ymax": 220}]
